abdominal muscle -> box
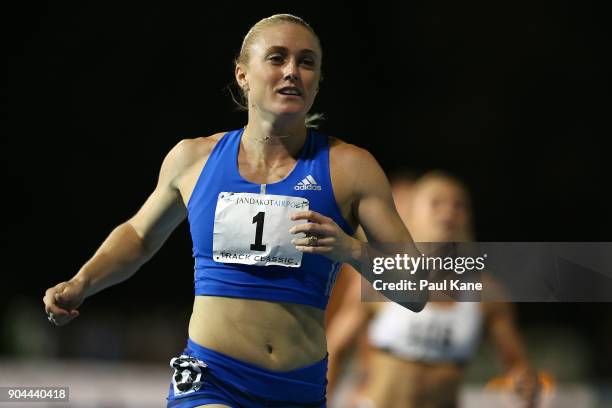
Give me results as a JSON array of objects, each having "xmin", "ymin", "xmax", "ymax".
[
  {"xmin": 188, "ymin": 295, "xmax": 327, "ymax": 371},
  {"xmin": 358, "ymin": 350, "xmax": 463, "ymax": 408}
]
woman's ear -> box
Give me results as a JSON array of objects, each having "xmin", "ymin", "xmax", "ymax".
[{"xmin": 235, "ymin": 64, "xmax": 249, "ymax": 91}]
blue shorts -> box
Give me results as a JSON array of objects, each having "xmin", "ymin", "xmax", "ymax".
[{"xmin": 167, "ymin": 339, "xmax": 328, "ymax": 408}]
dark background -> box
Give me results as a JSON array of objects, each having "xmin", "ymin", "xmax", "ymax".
[{"xmin": 2, "ymin": 1, "xmax": 611, "ymax": 380}]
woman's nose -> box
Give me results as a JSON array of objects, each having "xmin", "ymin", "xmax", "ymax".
[{"xmin": 283, "ymin": 61, "xmax": 300, "ymax": 81}]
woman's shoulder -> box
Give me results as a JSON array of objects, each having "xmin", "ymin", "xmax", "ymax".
[
  {"xmin": 161, "ymin": 132, "xmax": 227, "ymax": 180},
  {"xmin": 174, "ymin": 132, "xmax": 226, "ymax": 155},
  {"xmin": 167, "ymin": 132, "xmax": 226, "ymax": 165},
  {"xmin": 328, "ymin": 136, "xmax": 381, "ymax": 173},
  {"xmin": 328, "ymin": 136, "xmax": 375, "ymax": 162}
]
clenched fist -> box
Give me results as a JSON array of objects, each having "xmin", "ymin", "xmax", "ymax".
[{"xmin": 43, "ymin": 277, "xmax": 88, "ymax": 326}]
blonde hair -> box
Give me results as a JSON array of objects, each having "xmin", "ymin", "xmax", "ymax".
[
  {"xmin": 230, "ymin": 14, "xmax": 325, "ymax": 128},
  {"xmin": 236, "ymin": 14, "xmax": 321, "ymax": 68}
]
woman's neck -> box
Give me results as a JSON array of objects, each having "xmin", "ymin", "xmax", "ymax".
[{"xmin": 242, "ymin": 118, "xmax": 308, "ymax": 163}]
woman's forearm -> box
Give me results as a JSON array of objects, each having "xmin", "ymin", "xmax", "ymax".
[
  {"xmin": 347, "ymin": 239, "xmax": 428, "ymax": 312},
  {"xmin": 73, "ymin": 221, "xmax": 153, "ymax": 298}
]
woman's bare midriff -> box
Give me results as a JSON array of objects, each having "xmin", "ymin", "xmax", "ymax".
[
  {"xmin": 359, "ymin": 349, "xmax": 464, "ymax": 408},
  {"xmin": 189, "ymin": 295, "xmax": 327, "ymax": 371}
]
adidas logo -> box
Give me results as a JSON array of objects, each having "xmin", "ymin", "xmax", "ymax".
[{"xmin": 294, "ymin": 175, "xmax": 322, "ymax": 191}]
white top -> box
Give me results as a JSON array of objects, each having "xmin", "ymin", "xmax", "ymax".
[{"xmin": 368, "ymin": 302, "xmax": 483, "ymax": 363}]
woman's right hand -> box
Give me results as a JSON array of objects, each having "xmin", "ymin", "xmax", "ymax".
[{"xmin": 43, "ymin": 277, "xmax": 88, "ymax": 326}]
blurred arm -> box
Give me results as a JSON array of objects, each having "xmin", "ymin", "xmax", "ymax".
[
  {"xmin": 327, "ymin": 267, "xmax": 373, "ymax": 394},
  {"xmin": 486, "ymin": 302, "xmax": 540, "ymax": 406},
  {"xmin": 486, "ymin": 302, "xmax": 529, "ymax": 369}
]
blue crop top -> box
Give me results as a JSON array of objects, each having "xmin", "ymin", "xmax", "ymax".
[{"xmin": 187, "ymin": 128, "xmax": 354, "ymax": 310}]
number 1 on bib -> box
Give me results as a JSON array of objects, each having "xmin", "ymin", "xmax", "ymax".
[{"xmin": 250, "ymin": 211, "xmax": 266, "ymax": 251}]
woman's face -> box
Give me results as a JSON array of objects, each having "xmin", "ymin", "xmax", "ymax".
[
  {"xmin": 409, "ymin": 179, "xmax": 471, "ymax": 242},
  {"xmin": 237, "ymin": 23, "xmax": 322, "ymax": 119}
]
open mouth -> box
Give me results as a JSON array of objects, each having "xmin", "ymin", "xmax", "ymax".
[{"xmin": 277, "ymin": 87, "xmax": 303, "ymax": 97}]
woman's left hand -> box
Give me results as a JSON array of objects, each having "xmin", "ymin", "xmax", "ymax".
[
  {"xmin": 510, "ymin": 366, "xmax": 541, "ymax": 408},
  {"xmin": 289, "ymin": 210, "xmax": 360, "ymax": 264}
]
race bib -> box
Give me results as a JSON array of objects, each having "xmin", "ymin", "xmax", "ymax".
[{"xmin": 213, "ymin": 192, "xmax": 309, "ymax": 267}]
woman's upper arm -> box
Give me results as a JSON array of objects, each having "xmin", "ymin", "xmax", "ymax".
[
  {"xmin": 350, "ymin": 148, "xmax": 413, "ymax": 245},
  {"xmin": 127, "ymin": 138, "xmax": 209, "ymax": 254}
]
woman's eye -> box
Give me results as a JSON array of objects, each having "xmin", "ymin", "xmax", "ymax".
[
  {"xmin": 267, "ymin": 54, "xmax": 284, "ymax": 63},
  {"xmin": 301, "ymin": 58, "xmax": 315, "ymax": 67}
]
